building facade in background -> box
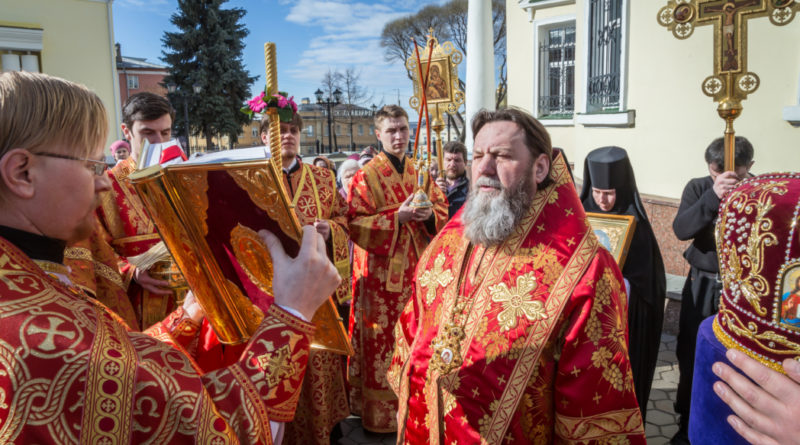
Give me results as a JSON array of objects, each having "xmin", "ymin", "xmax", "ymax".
[
  {"xmin": 0, "ymin": 0, "xmax": 121, "ymax": 144},
  {"xmin": 235, "ymin": 98, "xmax": 380, "ymax": 155},
  {"xmin": 507, "ymin": 0, "xmax": 800, "ymax": 280},
  {"xmin": 116, "ymin": 43, "xmax": 168, "ymax": 103}
]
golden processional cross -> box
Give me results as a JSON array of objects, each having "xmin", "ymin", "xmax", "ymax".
[{"xmin": 657, "ymin": 0, "xmax": 799, "ymax": 171}]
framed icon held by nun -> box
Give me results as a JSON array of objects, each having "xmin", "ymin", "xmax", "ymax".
[{"xmin": 585, "ymin": 212, "xmax": 637, "ymax": 268}]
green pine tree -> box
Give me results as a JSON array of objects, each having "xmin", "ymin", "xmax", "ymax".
[{"xmin": 162, "ymin": 0, "xmax": 255, "ymax": 152}]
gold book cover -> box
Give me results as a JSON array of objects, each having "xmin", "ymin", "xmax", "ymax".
[{"xmin": 130, "ymin": 147, "xmax": 352, "ymax": 355}]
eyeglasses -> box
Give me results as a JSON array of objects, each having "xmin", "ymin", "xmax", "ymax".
[{"xmin": 32, "ymin": 152, "xmax": 109, "ymax": 176}]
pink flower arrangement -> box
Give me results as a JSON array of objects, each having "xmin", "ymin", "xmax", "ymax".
[
  {"xmin": 247, "ymin": 92, "xmax": 267, "ymax": 113},
  {"xmin": 241, "ymin": 89, "xmax": 297, "ymax": 122},
  {"xmin": 273, "ymin": 93, "xmax": 298, "ymax": 113}
]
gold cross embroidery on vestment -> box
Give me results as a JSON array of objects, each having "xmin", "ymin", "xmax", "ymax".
[
  {"xmin": 418, "ymin": 253, "xmax": 454, "ymax": 305},
  {"xmin": 489, "ymin": 272, "xmax": 547, "ymax": 332}
]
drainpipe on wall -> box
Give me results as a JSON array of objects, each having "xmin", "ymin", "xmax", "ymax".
[{"xmin": 105, "ymin": 0, "xmax": 122, "ymax": 141}]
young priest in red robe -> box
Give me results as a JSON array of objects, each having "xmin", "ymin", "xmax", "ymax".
[{"xmin": 347, "ymin": 105, "xmax": 448, "ymax": 432}]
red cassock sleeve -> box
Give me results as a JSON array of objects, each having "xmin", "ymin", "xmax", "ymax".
[
  {"xmin": 0, "ymin": 235, "xmax": 316, "ymax": 445},
  {"xmin": 550, "ymin": 251, "xmax": 646, "ymax": 444}
]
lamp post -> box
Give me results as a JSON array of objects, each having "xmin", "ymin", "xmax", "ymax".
[
  {"xmin": 370, "ymin": 104, "xmax": 378, "ymax": 147},
  {"xmin": 315, "ymin": 87, "xmax": 341, "ymax": 153},
  {"xmin": 167, "ymin": 82, "xmax": 202, "ymax": 155}
]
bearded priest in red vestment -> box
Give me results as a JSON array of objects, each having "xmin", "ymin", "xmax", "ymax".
[
  {"xmin": 347, "ymin": 105, "xmax": 448, "ymax": 432},
  {"xmin": 389, "ymin": 108, "xmax": 646, "ymax": 444},
  {"xmin": 0, "ymin": 71, "xmax": 343, "ymax": 444}
]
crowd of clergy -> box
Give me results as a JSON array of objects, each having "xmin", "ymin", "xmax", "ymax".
[{"xmin": 0, "ymin": 70, "xmax": 798, "ymax": 445}]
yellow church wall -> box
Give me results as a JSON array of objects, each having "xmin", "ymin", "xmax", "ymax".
[
  {"xmin": 1, "ymin": 0, "xmax": 120, "ymax": 144},
  {"xmin": 507, "ymin": 0, "xmax": 800, "ymax": 200}
]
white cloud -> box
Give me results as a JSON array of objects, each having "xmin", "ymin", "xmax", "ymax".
[{"xmin": 282, "ymin": 0, "xmax": 422, "ymax": 108}]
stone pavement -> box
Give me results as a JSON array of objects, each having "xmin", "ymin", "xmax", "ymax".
[{"xmin": 337, "ymin": 299, "xmax": 683, "ymax": 445}]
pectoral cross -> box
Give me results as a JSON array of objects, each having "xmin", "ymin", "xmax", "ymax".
[{"xmin": 657, "ymin": 0, "xmax": 799, "ymax": 170}]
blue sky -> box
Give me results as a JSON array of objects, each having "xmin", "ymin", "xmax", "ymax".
[{"xmin": 112, "ymin": 0, "xmax": 444, "ymax": 111}]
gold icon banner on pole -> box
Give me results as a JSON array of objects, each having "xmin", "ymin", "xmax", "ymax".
[{"xmin": 406, "ymin": 29, "xmax": 464, "ymax": 194}]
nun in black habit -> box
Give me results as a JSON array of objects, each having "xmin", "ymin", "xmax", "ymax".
[{"xmin": 579, "ymin": 146, "xmax": 667, "ymax": 420}]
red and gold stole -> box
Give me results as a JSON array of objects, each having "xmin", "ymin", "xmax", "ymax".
[
  {"xmin": 284, "ymin": 161, "xmax": 351, "ymax": 303},
  {"xmin": 98, "ymin": 157, "xmax": 161, "ymax": 258},
  {"xmin": 357, "ymin": 152, "xmax": 423, "ymax": 291}
]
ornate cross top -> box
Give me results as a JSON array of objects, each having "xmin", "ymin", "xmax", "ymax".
[{"xmin": 657, "ymin": 0, "xmax": 799, "ymax": 170}]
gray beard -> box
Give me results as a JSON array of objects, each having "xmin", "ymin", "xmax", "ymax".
[{"xmin": 462, "ymin": 176, "xmax": 533, "ymax": 246}]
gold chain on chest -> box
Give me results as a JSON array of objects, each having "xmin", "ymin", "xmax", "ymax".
[{"xmin": 429, "ymin": 244, "xmax": 492, "ymax": 375}]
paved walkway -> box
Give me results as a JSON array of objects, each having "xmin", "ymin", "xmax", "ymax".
[{"xmin": 337, "ymin": 299, "xmax": 683, "ymax": 444}]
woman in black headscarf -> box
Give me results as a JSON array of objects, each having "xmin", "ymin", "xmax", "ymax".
[{"xmin": 580, "ymin": 146, "xmax": 667, "ymax": 421}]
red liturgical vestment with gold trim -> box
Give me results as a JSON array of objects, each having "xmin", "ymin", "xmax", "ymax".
[
  {"xmin": 388, "ymin": 158, "xmax": 646, "ymax": 444},
  {"xmin": 0, "ymin": 236, "xmax": 313, "ymax": 444},
  {"xmin": 347, "ymin": 152, "xmax": 448, "ymax": 432},
  {"xmin": 92, "ymin": 156, "xmax": 177, "ymax": 329},
  {"xmin": 280, "ymin": 160, "xmax": 351, "ymax": 445}
]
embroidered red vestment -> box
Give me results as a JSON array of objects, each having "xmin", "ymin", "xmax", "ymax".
[
  {"xmin": 280, "ymin": 161, "xmax": 351, "ymax": 445},
  {"xmin": 78, "ymin": 156, "xmax": 177, "ymax": 329},
  {"xmin": 347, "ymin": 152, "xmax": 448, "ymax": 432},
  {"xmin": 388, "ymin": 158, "xmax": 646, "ymax": 444},
  {"xmin": 65, "ymin": 215, "xmax": 139, "ymax": 328},
  {"xmin": 0, "ymin": 236, "xmax": 313, "ymax": 444}
]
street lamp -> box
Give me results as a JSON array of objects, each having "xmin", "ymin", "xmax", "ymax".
[
  {"xmin": 315, "ymin": 87, "xmax": 341, "ymax": 153},
  {"xmin": 370, "ymin": 104, "xmax": 378, "ymax": 146},
  {"xmin": 167, "ymin": 82, "xmax": 202, "ymax": 155}
]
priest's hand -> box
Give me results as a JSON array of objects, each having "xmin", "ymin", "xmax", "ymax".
[
  {"xmin": 436, "ymin": 177, "xmax": 448, "ymax": 193},
  {"xmin": 398, "ymin": 193, "xmax": 433, "ymax": 223},
  {"xmin": 133, "ymin": 267, "xmax": 172, "ymax": 295},
  {"xmin": 397, "ymin": 194, "xmax": 416, "ymax": 224},
  {"xmin": 713, "ymin": 171, "xmax": 740, "ymax": 199},
  {"xmin": 712, "ymin": 349, "xmax": 800, "ymax": 445},
  {"xmin": 313, "ymin": 220, "xmax": 331, "ymax": 241},
  {"xmin": 259, "ymin": 226, "xmax": 340, "ymax": 321},
  {"xmin": 181, "ymin": 291, "xmax": 205, "ymax": 324}
]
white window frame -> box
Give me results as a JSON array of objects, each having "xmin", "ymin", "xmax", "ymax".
[
  {"xmin": 532, "ymin": 14, "xmax": 576, "ymax": 127},
  {"xmin": 576, "ymin": 0, "xmax": 634, "ymax": 127},
  {"xmin": 127, "ymin": 75, "xmax": 139, "ymax": 90},
  {"xmin": 0, "ymin": 26, "xmax": 43, "ymax": 52}
]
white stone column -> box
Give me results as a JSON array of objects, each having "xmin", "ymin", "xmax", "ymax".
[{"xmin": 465, "ymin": 0, "xmax": 496, "ymax": 151}]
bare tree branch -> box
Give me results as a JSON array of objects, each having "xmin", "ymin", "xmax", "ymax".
[{"xmin": 379, "ymin": 0, "xmax": 507, "ymax": 136}]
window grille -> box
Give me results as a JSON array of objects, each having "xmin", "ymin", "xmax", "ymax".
[
  {"xmin": 538, "ymin": 24, "xmax": 575, "ymax": 117},
  {"xmin": 587, "ymin": 0, "xmax": 622, "ymax": 112}
]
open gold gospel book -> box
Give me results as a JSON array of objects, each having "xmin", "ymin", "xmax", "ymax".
[{"xmin": 129, "ymin": 147, "xmax": 352, "ymax": 355}]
